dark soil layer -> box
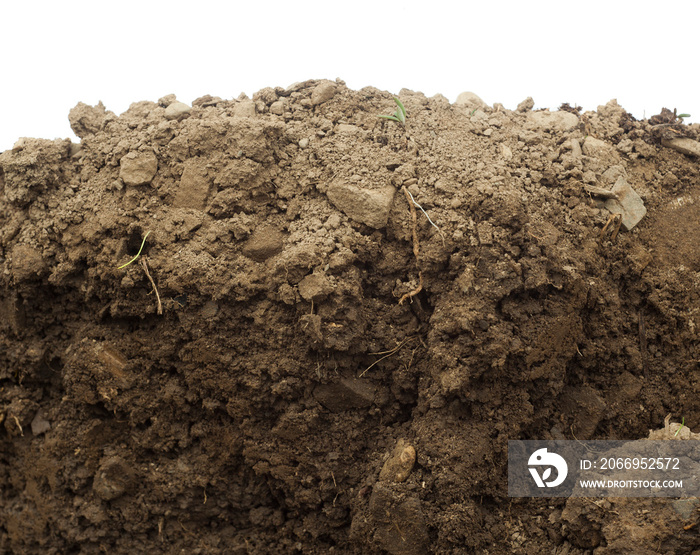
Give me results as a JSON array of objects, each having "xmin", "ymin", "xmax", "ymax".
[{"xmin": 2, "ymin": 80, "xmax": 700, "ymax": 554}]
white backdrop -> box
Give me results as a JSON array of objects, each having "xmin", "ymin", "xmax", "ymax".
[{"xmin": 2, "ymin": 0, "xmax": 698, "ymax": 151}]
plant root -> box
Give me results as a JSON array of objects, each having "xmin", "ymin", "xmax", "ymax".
[{"xmin": 141, "ymin": 256, "xmax": 163, "ymax": 315}]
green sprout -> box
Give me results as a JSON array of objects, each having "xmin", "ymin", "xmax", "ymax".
[
  {"xmin": 677, "ymin": 113, "xmax": 691, "ymax": 123},
  {"xmin": 379, "ymin": 97, "xmax": 407, "ymax": 125},
  {"xmin": 117, "ymin": 231, "xmax": 151, "ymax": 269},
  {"xmin": 674, "ymin": 417, "xmax": 685, "ymax": 437}
]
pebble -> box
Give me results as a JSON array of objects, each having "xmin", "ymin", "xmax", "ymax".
[
  {"xmin": 119, "ymin": 151, "xmax": 158, "ymax": 186},
  {"xmin": 311, "ymin": 81, "xmax": 337, "ymax": 105},
  {"xmin": 326, "ymin": 180, "xmax": 396, "ymax": 229},
  {"xmin": 164, "ymin": 101, "xmax": 191, "ymax": 120},
  {"xmin": 379, "ymin": 439, "xmax": 416, "ymax": 482},
  {"xmin": 526, "ymin": 110, "xmax": 579, "ymax": 132},
  {"xmin": 455, "ymin": 91, "xmax": 488, "ymax": 109}
]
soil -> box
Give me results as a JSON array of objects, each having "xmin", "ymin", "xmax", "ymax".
[{"xmin": 2, "ymin": 79, "xmax": 700, "ymax": 554}]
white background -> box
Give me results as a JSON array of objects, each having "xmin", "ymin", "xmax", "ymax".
[{"xmin": 2, "ymin": 0, "xmax": 698, "ymax": 152}]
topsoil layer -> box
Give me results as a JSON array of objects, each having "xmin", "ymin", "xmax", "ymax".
[{"xmin": 2, "ymin": 79, "xmax": 700, "ymax": 554}]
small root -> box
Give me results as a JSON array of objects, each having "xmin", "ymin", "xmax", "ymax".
[
  {"xmin": 141, "ymin": 256, "xmax": 163, "ymax": 315},
  {"xmin": 398, "ymin": 272, "xmax": 423, "ymax": 305}
]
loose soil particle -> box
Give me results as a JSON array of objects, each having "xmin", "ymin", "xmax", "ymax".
[{"xmin": 2, "ymin": 79, "xmax": 700, "ymax": 553}]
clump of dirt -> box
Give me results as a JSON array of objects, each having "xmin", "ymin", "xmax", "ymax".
[{"xmin": 2, "ymin": 79, "xmax": 700, "ymax": 553}]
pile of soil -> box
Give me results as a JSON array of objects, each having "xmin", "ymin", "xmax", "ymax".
[{"xmin": 2, "ymin": 79, "xmax": 700, "ymax": 553}]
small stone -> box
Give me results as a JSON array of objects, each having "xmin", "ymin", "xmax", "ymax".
[
  {"xmin": 30, "ymin": 410, "xmax": 50, "ymax": 435},
  {"xmin": 526, "ymin": 110, "xmax": 579, "ymax": 132},
  {"xmin": 326, "ymin": 180, "xmax": 396, "ymax": 229},
  {"xmin": 298, "ymin": 273, "xmax": 333, "ymax": 302},
  {"xmin": 311, "ymin": 81, "xmax": 337, "ymax": 105},
  {"xmin": 455, "ymin": 91, "xmax": 488, "ymax": 109},
  {"xmin": 119, "ymin": 151, "xmax": 158, "ymax": 186},
  {"xmin": 233, "ymin": 101, "xmax": 256, "ymax": 118},
  {"xmin": 11, "ymin": 244, "xmax": 46, "ymax": 282},
  {"xmin": 158, "ymin": 94, "xmax": 177, "ymax": 107},
  {"xmin": 298, "ymin": 138, "xmax": 309, "ymax": 149},
  {"xmin": 269, "ymin": 100, "xmax": 285, "ymax": 115},
  {"xmin": 242, "ymin": 226, "xmax": 284, "ymax": 262},
  {"xmin": 164, "ymin": 101, "xmax": 191, "ymax": 120},
  {"xmin": 604, "ymin": 176, "xmax": 646, "ymax": 231},
  {"xmin": 173, "ymin": 158, "xmax": 211, "ymax": 210},
  {"xmin": 517, "ymin": 97, "xmax": 535, "ymax": 112},
  {"xmin": 662, "ymin": 137, "xmax": 700, "ymax": 157},
  {"xmin": 379, "ymin": 439, "xmax": 416, "ymax": 482}
]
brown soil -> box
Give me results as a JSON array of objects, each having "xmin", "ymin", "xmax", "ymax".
[{"xmin": 2, "ymin": 79, "xmax": 700, "ymax": 554}]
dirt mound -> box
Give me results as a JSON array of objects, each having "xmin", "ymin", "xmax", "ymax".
[{"xmin": 2, "ymin": 79, "xmax": 700, "ymax": 553}]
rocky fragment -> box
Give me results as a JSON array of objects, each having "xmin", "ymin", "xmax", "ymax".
[
  {"xmin": 313, "ymin": 377, "xmax": 375, "ymax": 412},
  {"xmin": 526, "ymin": 110, "xmax": 579, "ymax": 132},
  {"xmin": 173, "ymin": 158, "xmax": 211, "ymax": 210},
  {"xmin": 582, "ymin": 136, "xmax": 621, "ymax": 167},
  {"xmin": 242, "ymin": 226, "xmax": 284, "ymax": 262},
  {"xmin": 604, "ymin": 176, "xmax": 646, "ymax": 231},
  {"xmin": 164, "ymin": 101, "xmax": 191, "ymax": 120},
  {"xmin": 119, "ymin": 151, "xmax": 158, "ymax": 186},
  {"xmin": 311, "ymin": 81, "xmax": 337, "ymax": 105},
  {"xmin": 326, "ymin": 180, "xmax": 396, "ymax": 229},
  {"xmin": 68, "ymin": 101, "xmax": 112, "ymax": 137},
  {"xmin": 30, "ymin": 410, "xmax": 50, "ymax": 435},
  {"xmin": 11, "ymin": 244, "xmax": 46, "ymax": 282},
  {"xmin": 454, "ymin": 91, "xmax": 488, "ymax": 109},
  {"xmin": 379, "ymin": 439, "xmax": 416, "ymax": 482},
  {"xmin": 298, "ymin": 273, "xmax": 333, "ymax": 302},
  {"xmin": 662, "ymin": 137, "xmax": 700, "ymax": 157}
]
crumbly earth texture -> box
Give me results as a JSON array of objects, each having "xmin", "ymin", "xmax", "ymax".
[{"xmin": 2, "ymin": 80, "xmax": 700, "ymax": 554}]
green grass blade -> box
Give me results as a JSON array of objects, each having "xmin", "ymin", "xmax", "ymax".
[
  {"xmin": 393, "ymin": 97, "xmax": 407, "ymax": 124},
  {"xmin": 117, "ymin": 231, "xmax": 151, "ymax": 269}
]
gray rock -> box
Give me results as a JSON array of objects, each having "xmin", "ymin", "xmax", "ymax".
[
  {"xmin": 298, "ymin": 273, "xmax": 333, "ymax": 302},
  {"xmin": 242, "ymin": 226, "xmax": 284, "ymax": 262},
  {"xmin": 454, "ymin": 91, "xmax": 488, "ymax": 109},
  {"xmin": 173, "ymin": 158, "xmax": 211, "ymax": 210},
  {"xmin": 233, "ymin": 100, "xmax": 256, "ymax": 118},
  {"xmin": 30, "ymin": 410, "xmax": 50, "ymax": 435},
  {"xmin": 11, "ymin": 244, "xmax": 46, "ymax": 282},
  {"xmin": 164, "ymin": 101, "xmax": 191, "ymax": 120},
  {"xmin": 662, "ymin": 137, "xmax": 700, "ymax": 157},
  {"xmin": 311, "ymin": 81, "xmax": 337, "ymax": 105},
  {"xmin": 604, "ymin": 176, "xmax": 646, "ymax": 231},
  {"xmin": 526, "ymin": 110, "xmax": 579, "ymax": 132},
  {"xmin": 326, "ymin": 180, "xmax": 396, "ymax": 229},
  {"xmin": 119, "ymin": 151, "xmax": 158, "ymax": 186},
  {"xmin": 269, "ymin": 100, "xmax": 285, "ymax": 115}
]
